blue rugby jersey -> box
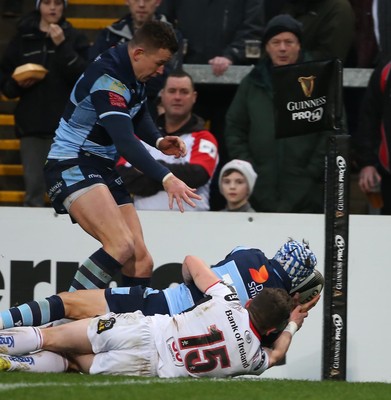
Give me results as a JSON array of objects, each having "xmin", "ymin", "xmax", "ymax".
[
  {"xmin": 48, "ymin": 43, "xmax": 169, "ymax": 182},
  {"xmin": 163, "ymin": 247, "xmax": 292, "ymax": 315}
]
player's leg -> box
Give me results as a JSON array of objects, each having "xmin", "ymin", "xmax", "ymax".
[
  {"xmin": 119, "ymin": 203, "xmax": 154, "ymax": 286},
  {"xmin": 0, "ymin": 294, "xmax": 65, "ymax": 329},
  {"xmin": 0, "ymin": 351, "xmax": 69, "ymax": 373},
  {"xmin": 67, "ymin": 185, "xmax": 135, "ymax": 291}
]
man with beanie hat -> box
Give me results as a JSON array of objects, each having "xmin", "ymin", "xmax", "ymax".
[
  {"xmin": 219, "ymin": 159, "xmax": 258, "ymax": 212},
  {"xmin": 225, "ymin": 14, "xmax": 329, "ymax": 213},
  {"xmin": 262, "ymin": 14, "xmax": 303, "ymax": 46}
]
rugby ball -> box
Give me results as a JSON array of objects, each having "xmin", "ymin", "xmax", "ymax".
[{"xmin": 292, "ymin": 269, "xmax": 324, "ymax": 304}]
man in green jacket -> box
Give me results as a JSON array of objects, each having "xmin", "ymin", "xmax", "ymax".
[{"xmin": 225, "ymin": 14, "xmax": 329, "ymax": 213}]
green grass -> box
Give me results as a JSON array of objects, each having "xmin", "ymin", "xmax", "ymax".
[{"xmin": 0, "ymin": 373, "xmax": 389, "ymax": 400}]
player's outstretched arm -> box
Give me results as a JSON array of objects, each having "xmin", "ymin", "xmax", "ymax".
[
  {"xmin": 182, "ymin": 255, "xmax": 220, "ymax": 293},
  {"xmin": 265, "ymin": 294, "xmax": 320, "ymax": 368},
  {"xmin": 162, "ymin": 173, "xmax": 202, "ymax": 212}
]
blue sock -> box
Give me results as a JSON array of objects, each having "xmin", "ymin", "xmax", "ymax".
[
  {"xmin": 0, "ymin": 295, "xmax": 65, "ymax": 329},
  {"xmin": 69, "ymin": 248, "xmax": 122, "ymax": 291}
]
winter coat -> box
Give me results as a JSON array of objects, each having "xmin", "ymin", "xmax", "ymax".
[
  {"xmin": 160, "ymin": 0, "xmax": 264, "ymax": 64},
  {"xmin": 283, "ymin": 0, "xmax": 355, "ymax": 63},
  {"xmin": 225, "ymin": 56, "xmax": 329, "ymax": 213},
  {"xmin": 0, "ymin": 11, "xmax": 89, "ymax": 138}
]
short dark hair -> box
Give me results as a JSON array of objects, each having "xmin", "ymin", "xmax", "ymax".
[
  {"xmin": 247, "ymin": 288, "xmax": 293, "ymax": 334},
  {"xmin": 163, "ymin": 70, "xmax": 195, "ymax": 90},
  {"xmin": 131, "ymin": 20, "xmax": 178, "ymax": 55}
]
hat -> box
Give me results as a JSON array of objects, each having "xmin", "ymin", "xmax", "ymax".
[
  {"xmin": 36, "ymin": 0, "xmax": 67, "ymax": 9},
  {"xmin": 273, "ymin": 239, "xmax": 317, "ymax": 289},
  {"xmin": 218, "ymin": 159, "xmax": 258, "ymax": 196},
  {"xmin": 262, "ymin": 14, "xmax": 302, "ymax": 45}
]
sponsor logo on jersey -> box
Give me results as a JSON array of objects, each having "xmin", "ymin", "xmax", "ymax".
[
  {"xmin": 198, "ymin": 138, "xmax": 218, "ymax": 159},
  {"xmin": 249, "ymin": 265, "xmax": 269, "ymax": 283},
  {"xmin": 109, "ymin": 92, "xmax": 127, "ymax": 108},
  {"xmin": 244, "ymin": 330, "xmax": 252, "ymax": 344},
  {"xmin": 225, "ymin": 310, "xmax": 250, "ymax": 368},
  {"xmin": 253, "ymin": 349, "xmax": 267, "ymax": 371},
  {"xmin": 166, "ymin": 337, "xmax": 184, "ymax": 367},
  {"xmin": 96, "ymin": 317, "xmax": 116, "ymax": 334},
  {"xmin": 224, "ymin": 293, "xmax": 239, "ymax": 302}
]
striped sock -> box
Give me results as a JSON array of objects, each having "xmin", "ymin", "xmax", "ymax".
[
  {"xmin": 0, "ymin": 295, "xmax": 65, "ymax": 329},
  {"xmin": 69, "ymin": 248, "xmax": 122, "ymax": 291}
]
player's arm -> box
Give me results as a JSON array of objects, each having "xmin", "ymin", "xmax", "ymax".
[
  {"xmin": 182, "ymin": 255, "xmax": 220, "ymax": 293},
  {"xmin": 264, "ymin": 295, "xmax": 320, "ymax": 368}
]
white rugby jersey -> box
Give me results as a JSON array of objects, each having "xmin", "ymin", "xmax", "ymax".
[
  {"xmin": 133, "ymin": 130, "xmax": 218, "ymax": 211},
  {"xmin": 150, "ymin": 282, "xmax": 269, "ymax": 378}
]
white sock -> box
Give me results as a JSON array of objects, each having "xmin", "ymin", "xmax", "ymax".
[
  {"xmin": 0, "ymin": 327, "xmax": 42, "ymax": 355},
  {"xmin": 0, "ymin": 350, "xmax": 68, "ymax": 372}
]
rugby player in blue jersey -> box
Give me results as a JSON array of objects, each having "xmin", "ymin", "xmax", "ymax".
[
  {"xmin": 0, "ymin": 238, "xmax": 322, "ymax": 346},
  {"xmin": 43, "ymin": 20, "xmax": 201, "ymax": 297}
]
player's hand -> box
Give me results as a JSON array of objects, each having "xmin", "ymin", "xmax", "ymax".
[
  {"xmin": 158, "ymin": 136, "xmax": 187, "ymax": 158},
  {"xmin": 288, "ymin": 294, "xmax": 320, "ymax": 330},
  {"xmin": 358, "ymin": 166, "xmax": 381, "ymax": 193},
  {"xmin": 300, "ymin": 293, "xmax": 321, "ymax": 312},
  {"xmin": 163, "ymin": 174, "xmax": 202, "ymax": 212},
  {"xmin": 208, "ymin": 56, "xmax": 232, "ymax": 76},
  {"xmin": 48, "ymin": 23, "xmax": 65, "ymax": 46}
]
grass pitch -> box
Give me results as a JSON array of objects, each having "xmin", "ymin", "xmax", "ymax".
[{"xmin": 0, "ymin": 373, "xmax": 389, "ymax": 400}]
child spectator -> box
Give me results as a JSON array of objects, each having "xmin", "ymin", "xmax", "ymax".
[{"xmin": 218, "ymin": 159, "xmax": 257, "ymax": 212}]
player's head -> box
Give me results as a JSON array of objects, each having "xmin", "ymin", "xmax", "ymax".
[
  {"xmin": 247, "ymin": 288, "xmax": 293, "ymax": 335},
  {"xmin": 129, "ymin": 20, "xmax": 178, "ymax": 82},
  {"xmin": 273, "ymin": 238, "xmax": 317, "ymax": 290}
]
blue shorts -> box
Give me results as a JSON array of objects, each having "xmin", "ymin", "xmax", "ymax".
[
  {"xmin": 44, "ymin": 152, "xmax": 132, "ymax": 214},
  {"xmin": 104, "ymin": 286, "xmax": 170, "ymax": 316}
]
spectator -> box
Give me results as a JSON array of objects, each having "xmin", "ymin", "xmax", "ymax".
[
  {"xmin": 0, "ymin": 254, "xmax": 320, "ymax": 377},
  {"xmin": 354, "ymin": 60, "xmax": 391, "ymax": 215},
  {"xmin": 117, "ymin": 70, "xmax": 218, "ymax": 211},
  {"xmin": 372, "ymin": 0, "xmax": 391, "ymax": 64},
  {"xmin": 0, "ymin": 0, "xmax": 89, "ymax": 207},
  {"xmin": 218, "ymin": 159, "xmax": 257, "ymax": 212},
  {"xmin": 44, "ymin": 21, "xmax": 201, "ymax": 293},
  {"xmin": 282, "ymin": 0, "xmax": 355, "ymax": 64},
  {"xmin": 347, "ymin": 0, "xmax": 378, "ymax": 68},
  {"xmin": 225, "ymin": 14, "xmax": 329, "ymax": 213},
  {"xmin": 89, "ymin": 0, "xmax": 182, "ymax": 120},
  {"xmin": 158, "ymin": 0, "xmax": 265, "ymax": 210}
]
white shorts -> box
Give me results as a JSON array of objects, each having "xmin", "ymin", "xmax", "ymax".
[{"xmin": 87, "ymin": 311, "xmax": 157, "ymax": 376}]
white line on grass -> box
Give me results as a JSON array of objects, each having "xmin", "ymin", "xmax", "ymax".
[{"xmin": 0, "ymin": 378, "xmax": 254, "ymax": 391}]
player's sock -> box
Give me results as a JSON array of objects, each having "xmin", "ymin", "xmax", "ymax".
[
  {"xmin": 0, "ymin": 295, "xmax": 65, "ymax": 329},
  {"xmin": 121, "ymin": 275, "xmax": 151, "ymax": 287},
  {"xmin": 0, "ymin": 327, "xmax": 42, "ymax": 355},
  {"xmin": 0, "ymin": 351, "xmax": 68, "ymax": 372},
  {"xmin": 69, "ymin": 248, "xmax": 122, "ymax": 291}
]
